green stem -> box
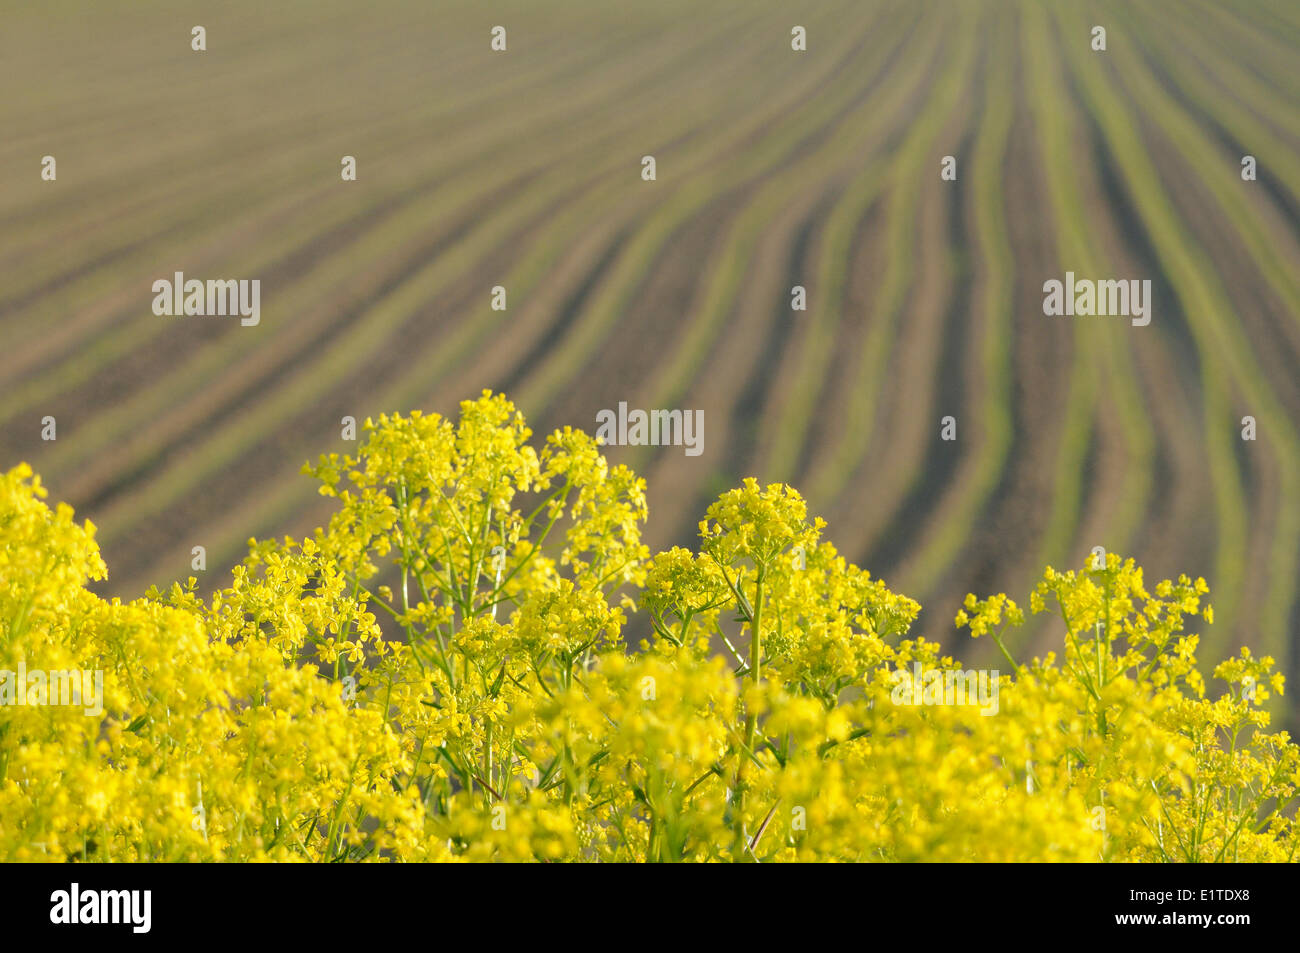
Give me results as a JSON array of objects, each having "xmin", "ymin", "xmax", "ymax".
[{"xmin": 732, "ymin": 571, "xmax": 764, "ymax": 860}]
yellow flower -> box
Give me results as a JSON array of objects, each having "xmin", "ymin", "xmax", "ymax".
[{"xmin": 1, "ymin": 397, "xmax": 1295, "ymax": 864}]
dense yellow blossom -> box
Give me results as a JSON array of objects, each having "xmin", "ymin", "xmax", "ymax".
[{"xmin": 1, "ymin": 394, "xmax": 1295, "ymax": 861}]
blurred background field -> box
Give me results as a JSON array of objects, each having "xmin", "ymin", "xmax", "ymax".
[{"xmin": 1, "ymin": 0, "xmax": 1298, "ymax": 720}]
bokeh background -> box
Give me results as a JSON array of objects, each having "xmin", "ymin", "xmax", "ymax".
[{"xmin": 2, "ymin": 1, "xmax": 1298, "ymax": 720}]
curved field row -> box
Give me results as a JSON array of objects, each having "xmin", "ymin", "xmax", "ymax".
[
  {"xmin": 119, "ymin": 0, "xmax": 915, "ymax": 572},
  {"xmin": 28, "ymin": 17, "xmax": 765, "ymax": 498},
  {"xmin": 74, "ymin": 1, "xmax": 898, "ymax": 580},
  {"xmin": 1057, "ymin": 2, "xmax": 1300, "ymax": 670},
  {"xmin": 2, "ymin": 6, "xmax": 757, "ymax": 410}
]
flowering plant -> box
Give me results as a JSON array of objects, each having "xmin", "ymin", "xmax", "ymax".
[{"xmin": 2, "ymin": 392, "xmax": 1295, "ymax": 861}]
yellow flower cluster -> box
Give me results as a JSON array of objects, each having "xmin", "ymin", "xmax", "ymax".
[{"xmin": 1, "ymin": 394, "xmax": 1296, "ymax": 861}]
